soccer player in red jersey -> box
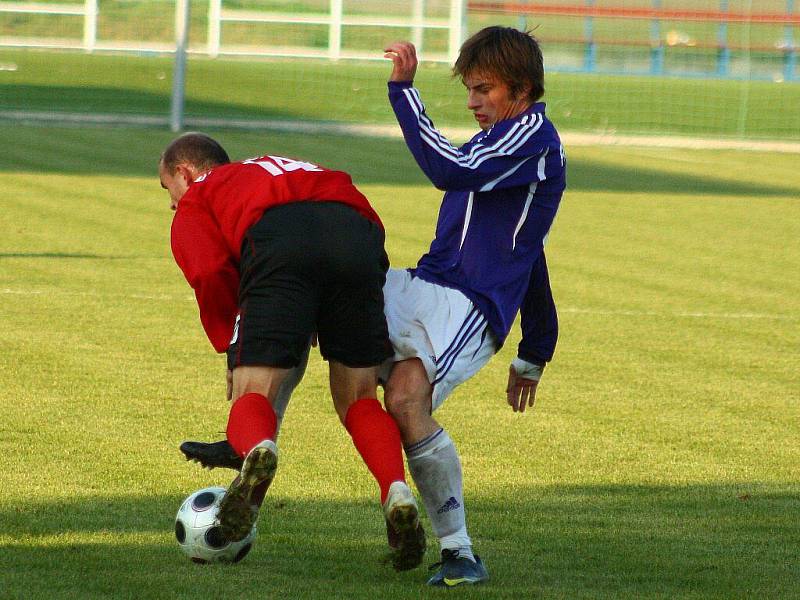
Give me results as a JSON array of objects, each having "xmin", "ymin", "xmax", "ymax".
[{"xmin": 159, "ymin": 133, "xmax": 425, "ymax": 570}]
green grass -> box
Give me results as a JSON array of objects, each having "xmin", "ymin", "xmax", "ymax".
[
  {"xmin": 1, "ymin": 123, "xmax": 799, "ymax": 599},
  {"xmin": 1, "ymin": 48, "xmax": 799, "ymax": 139}
]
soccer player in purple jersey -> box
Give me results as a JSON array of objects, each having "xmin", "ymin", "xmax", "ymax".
[{"xmin": 381, "ymin": 26, "xmax": 566, "ymax": 586}]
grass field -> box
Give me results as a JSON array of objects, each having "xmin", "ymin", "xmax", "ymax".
[
  {"xmin": 2, "ymin": 49, "xmax": 800, "ymax": 139},
  {"xmin": 1, "ymin": 122, "xmax": 798, "ymax": 599}
]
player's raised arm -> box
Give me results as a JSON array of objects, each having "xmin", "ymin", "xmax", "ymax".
[
  {"xmin": 386, "ymin": 75, "xmax": 558, "ymax": 193},
  {"xmin": 384, "ymin": 41, "xmax": 418, "ymax": 82}
]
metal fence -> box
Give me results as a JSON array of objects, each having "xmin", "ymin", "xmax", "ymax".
[
  {"xmin": 0, "ymin": 1, "xmax": 797, "ymax": 80},
  {"xmin": 473, "ymin": 1, "xmax": 799, "ymax": 81},
  {"xmin": 0, "ymin": 0, "xmax": 467, "ymax": 62},
  {"xmin": 1, "ymin": 1, "xmax": 798, "ymax": 140}
]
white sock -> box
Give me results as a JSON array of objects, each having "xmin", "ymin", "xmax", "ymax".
[
  {"xmin": 440, "ymin": 532, "xmax": 475, "ymax": 562},
  {"xmin": 405, "ymin": 428, "xmax": 473, "ymax": 551}
]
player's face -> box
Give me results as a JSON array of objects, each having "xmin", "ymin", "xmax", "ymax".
[
  {"xmin": 159, "ymin": 161, "xmax": 191, "ymax": 211},
  {"xmin": 463, "ymin": 71, "xmax": 531, "ymax": 131}
]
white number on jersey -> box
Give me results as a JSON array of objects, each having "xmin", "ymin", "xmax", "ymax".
[{"xmin": 243, "ymin": 156, "xmax": 323, "ymax": 177}]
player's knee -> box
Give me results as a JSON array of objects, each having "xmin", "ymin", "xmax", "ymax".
[
  {"xmin": 384, "ymin": 384, "xmax": 427, "ymax": 429},
  {"xmin": 231, "ymin": 365, "xmax": 289, "ymax": 401}
]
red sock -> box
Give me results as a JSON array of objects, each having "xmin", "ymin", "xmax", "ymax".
[
  {"xmin": 344, "ymin": 398, "xmax": 406, "ymax": 504},
  {"xmin": 226, "ymin": 392, "xmax": 277, "ymax": 458}
]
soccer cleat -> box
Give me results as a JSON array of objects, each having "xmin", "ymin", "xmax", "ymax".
[
  {"xmin": 180, "ymin": 439, "xmax": 243, "ymax": 471},
  {"xmin": 216, "ymin": 439, "xmax": 278, "ymax": 542},
  {"xmin": 383, "ymin": 481, "xmax": 426, "ymax": 571},
  {"xmin": 427, "ymin": 549, "xmax": 489, "ymax": 587}
]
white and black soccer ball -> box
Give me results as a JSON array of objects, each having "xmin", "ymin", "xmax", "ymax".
[{"xmin": 174, "ymin": 486, "xmax": 256, "ymax": 564}]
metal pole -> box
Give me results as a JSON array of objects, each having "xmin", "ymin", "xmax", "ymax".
[
  {"xmin": 517, "ymin": 0, "xmax": 527, "ymax": 32},
  {"xmin": 208, "ymin": 0, "xmax": 221, "ymax": 58},
  {"xmin": 448, "ymin": 0, "xmax": 466, "ymax": 64},
  {"xmin": 170, "ymin": 0, "xmax": 190, "ymax": 133},
  {"xmin": 584, "ymin": 0, "xmax": 596, "ymax": 73},
  {"xmin": 412, "ymin": 0, "xmax": 424, "ymax": 51},
  {"xmin": 329, "ymin": 0, "xmax": 342, "ymax": 60},
  {"xmin": 786, "ymin": 0, "xmax": 796, "ymax": 81},
  {"xmin": 650, "ymin": 0, "xmax": 664, "ymax": 75},
  {"xmin": 736, "ymin": 0, "xmax": 753, "ymax": 138},
  {"xmin": 717, "ymin": 0, "xmax": 730, "ymax": 77},
  {"xmin": 83, "ymin": 0, "xmax": 97, "ymax": 53}
]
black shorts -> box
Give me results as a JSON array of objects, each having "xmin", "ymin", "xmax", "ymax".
[{"xmin": 227, "ymin": 201, "xmax": 392, "ymax": 370}]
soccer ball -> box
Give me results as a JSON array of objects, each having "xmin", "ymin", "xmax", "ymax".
[{"xmin": 174, "ymin": 486, "xmax": 256, "ymax": 564}]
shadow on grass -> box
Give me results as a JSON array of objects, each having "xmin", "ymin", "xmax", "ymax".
[
  {"xmin": 2, "ymin": 122, "xmax": 796, "ymax": 198},
  {"xmin": 2, "ymin": 484, "xmax": 797, "ymax": 598},
  {"xmin": 0, "ymin": 253, "xmax": 139, "ymax": 259},
  {"xmin": 0, "ymin": 84, "xmax": 307, "ymax": 121}
]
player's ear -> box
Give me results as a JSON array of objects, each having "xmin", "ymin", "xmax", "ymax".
[{"xmin": 176, "ymin": 163, "xmax": 197, "ymax": 185}]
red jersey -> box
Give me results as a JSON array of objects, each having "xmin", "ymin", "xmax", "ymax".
[{"xmin": 171, "ymin": 155, "xmax": 383, "ymax": 352}]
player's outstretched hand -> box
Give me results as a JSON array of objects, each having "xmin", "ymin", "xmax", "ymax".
[
  {"xmin": 506, "ymin": 364, "xmax": 539, "ymax": 413},
  {"xmin": 384, "ymin": 41, "xmax": 418, "ymax": 83}
]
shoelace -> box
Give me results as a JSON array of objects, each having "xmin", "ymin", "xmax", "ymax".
[{"xmin": 428, "ymin": 548, "xmax": 461, "ymax": 571}]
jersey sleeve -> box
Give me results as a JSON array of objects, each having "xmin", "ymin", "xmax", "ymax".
[
  {"xmin": 388, "ymin": 81, "xmax": 553, "ymax": 193},
  {"xmin": 171, "ymin": 204, "xmax": 239, "ymax": 353},
  {"xmin": 518, "ymin": 251, "xmax": 558, "ymax": 365}
]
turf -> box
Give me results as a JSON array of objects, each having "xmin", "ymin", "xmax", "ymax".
[
  {"xmin": 0, "ymin": 124, "xmax": 799, "ymax": 599},
  {"xmin": 1, "ymin": 48, "xmax": 799, "ymax": 139}
]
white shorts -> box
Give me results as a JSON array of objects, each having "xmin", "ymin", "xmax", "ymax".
[{"xmin": 381, "ymin": 269, "xmax": 497, "ymax": 411}]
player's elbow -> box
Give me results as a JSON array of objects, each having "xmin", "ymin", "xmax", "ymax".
[{"xmin": 427, "ymin": 172, "xmax": 467, "ymax": 192}]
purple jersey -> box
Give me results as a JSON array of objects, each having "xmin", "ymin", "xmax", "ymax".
[{"xmin": 388, "ymin": 81, "xmax": 565, "ymax": 363}]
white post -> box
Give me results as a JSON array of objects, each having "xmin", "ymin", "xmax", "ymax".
[
  {"xmin": 329, "ymin": 0, "xmax": 342, "ymax": 60},
  {"xmin": 208, "ymin": 0, "xmax": 221, "ymax": 58},
  {"xmin": 412, "ymin": 0, "xmax": 424, "ymax": 51},
  {"xmin": 448, "ymin": 0, "xmax": 466, "ymax": 64},
  {"xmin": 171, "ymin": 0, "xmax": 191, "ymax": 133},
  {"xmin": 83, "ymin": 0, "xmax": 97, "ymax": 53}
]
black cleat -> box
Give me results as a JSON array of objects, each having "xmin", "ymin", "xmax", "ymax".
[{"xmin": 180, "ymin": 439, "xmax": 243, "ymax": 471}]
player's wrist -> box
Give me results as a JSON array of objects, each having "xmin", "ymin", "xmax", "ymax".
[{"xmin": 511, "ymin": 356, "xmax": 544, "ymax": 381}]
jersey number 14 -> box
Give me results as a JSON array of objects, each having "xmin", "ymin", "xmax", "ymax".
[{"xmin": 243, "ymin": 156, "xmax": 323, "ymax": 176}]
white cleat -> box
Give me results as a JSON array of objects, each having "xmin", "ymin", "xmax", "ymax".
[
  {"xmin": 216, "ymin": 439, "xmax": 278, "ymax": 542},
  {"xmin": 383, "ymin": 481, "xmax": 426, "ymax": 570}
]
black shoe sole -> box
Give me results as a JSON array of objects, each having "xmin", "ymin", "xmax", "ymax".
[
  {"xmin": 387, "ymin": 504, "xmax": 426, "ymax": 571},
  {"xmin": 180, "ymin": 440, "xmax": 243, "ymax": 471},
  {"xmin": 217, "ymin": 444, "xmax": 277, "ymax": 542}
]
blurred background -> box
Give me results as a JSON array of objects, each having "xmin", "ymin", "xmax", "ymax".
[{"xmin": 1, "ymin": 0, "xmax": 798, "ymax": 141}]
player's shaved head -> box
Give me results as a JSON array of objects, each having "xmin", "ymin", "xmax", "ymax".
[
  {"xmin": 160, "ymin": 132, "xmax": 230, "ymax": 175},
  {"xmin": 454, "ymin": 26, "xmax": 544, "ymax": 103}
]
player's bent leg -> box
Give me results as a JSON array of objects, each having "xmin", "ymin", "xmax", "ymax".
[
  {"xmin": 383, "ymin": 358, "xmax": 439, "ymax": 444},
  {"xmin": 178, "ymin": 346, "xmax": 310, "ymax": 471},
  {"xmin": 330, "ymin": 362, "xmax": 427, "ymax": 570},
  {"xmin": 380, "ymin": 359, "xmax": 447, "ymax": 570},
  {"xmin": 217, "ymin": 366, "xmax": 288, "ymax": 542},
  {"xmin": 217, "ymin": 439, "xmax": 278, "ymax": 541},
  {"xmin": 384, "ymin": 359, "xmax": 484, "ymax": 580}
]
